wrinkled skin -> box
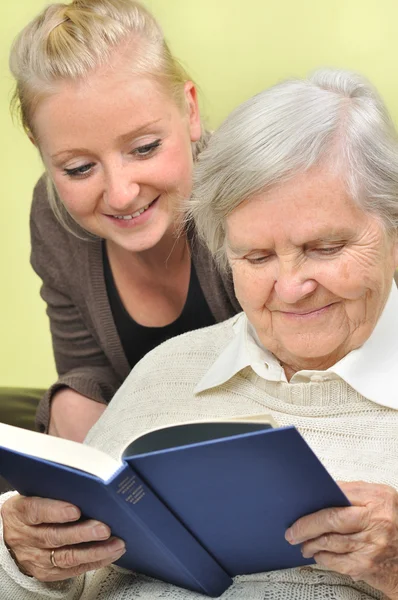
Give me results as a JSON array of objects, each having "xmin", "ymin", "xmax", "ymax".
[
  {"xmin": 286, "ymin": 481, "xmax": 398, "ymax": 599},
  {"xmin": 227, "ymin": 168, "xmax": 398, "ymax": 379},
  {"xmin": 1, "ymin": 495, "xmax": 125, "ymax": 581}
]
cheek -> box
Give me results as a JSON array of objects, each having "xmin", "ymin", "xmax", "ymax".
[
  {"xmin": 52, "ymin": 178, "xmax": 94, "ymax": 218},
  {"xmin": 316, "ymin": 259, "xmax": 378, "ymax": 300},
  {"xmin": 232, "ymin": 266, "xmax": 273, "ymax": 310},
  {"xmin": 160, "ymin": 140, "xmax": 193, "ymax": 195}
]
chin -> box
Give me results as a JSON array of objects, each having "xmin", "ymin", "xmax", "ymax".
[
  {"xmin": 113, "ymin": 226, "xmax": 171, "ymax": 253},
  {"xmin": 280, "ymin": 337, "xmax": 343, "ymax": 362},
  {"xmin": 117, "ymin": 237, "xmax": 164, "ymax": 253}
]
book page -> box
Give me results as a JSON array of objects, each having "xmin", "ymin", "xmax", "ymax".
[
  {"xmin": 0, "ymin": 423, "xmax": 121, "ymax": 481},
  {"xmin": 122, "ymin": 414, "xmax": 278, "ymax": 458}
]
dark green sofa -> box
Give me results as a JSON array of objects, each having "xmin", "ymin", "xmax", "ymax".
[{"xmin": 0, "ymin": 388, "xmax": 44, "ymax": 493}]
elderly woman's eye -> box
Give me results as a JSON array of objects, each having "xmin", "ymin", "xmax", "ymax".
[
  {"xmin": 315, "ymin": 246, "xmax": 344, "ymax": 255},
  {"xmin": 246, "ymin": 255, "xmax": 271, "ymax": 264}
]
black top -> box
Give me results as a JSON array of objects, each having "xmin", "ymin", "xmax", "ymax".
[{"xmin": 103, "ymin": 243, "xmax": 216, "ymax": 369}]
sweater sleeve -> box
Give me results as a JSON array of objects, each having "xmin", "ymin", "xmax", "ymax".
[{"xmin": 30, "ymin": 177, "xmax": 123, "ymax": 433}]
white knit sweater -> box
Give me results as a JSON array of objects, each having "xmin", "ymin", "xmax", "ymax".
[{"xmin": 0, "ymin": 318, "xmax": 396, "ymax": 600}]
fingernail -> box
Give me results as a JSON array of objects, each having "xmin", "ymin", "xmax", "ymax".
[
  {"xmin": 285, "ymin": 528, "xmax": 295, "ymax": 544},
  {"xmin": 65, "ymin": 507, "xmax": 80, "ymax": 520},
  {"xmin": 112, "ymin": 548, "xmax": 126, "ymax": 559},
  {"xmin": 109, "ymin": 538, "xmax": 126, "ymax": 553},
  {"xmin": 93, "ymin": 524, "xmax": 110, "ymax": 539}
]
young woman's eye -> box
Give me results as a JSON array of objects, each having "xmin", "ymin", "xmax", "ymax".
[
  {"xmin": 131, "ymin": 139, "xmax": 162, "ymax": 158},
  {"xmin": 63, "ymin": 163, "xmax": 94, "ymax": 178}
]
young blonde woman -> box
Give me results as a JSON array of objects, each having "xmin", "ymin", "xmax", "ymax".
[{"xmin": 10, "ymin": 0, "xmax": 240, "ymax": 442}]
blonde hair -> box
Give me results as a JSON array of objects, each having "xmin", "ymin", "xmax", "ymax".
[{"xmin": 9, "ymin": 0, "xmax": 208, "ymax": 235}]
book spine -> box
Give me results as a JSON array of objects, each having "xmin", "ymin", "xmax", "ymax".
[
  {"xmin": 0, "ymin": 448, "xmax": 231, "ymax": 596},
  {"xmin": 107, "ymin": 466, "xmax": 232, "ymax": 597}
]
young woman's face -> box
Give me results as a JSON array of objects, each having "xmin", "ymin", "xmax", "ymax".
[{"xmin": 33, "ymin": 66, "xmax": 201, "ymax": 252}]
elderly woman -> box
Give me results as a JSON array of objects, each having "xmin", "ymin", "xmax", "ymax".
[{"xmin": 0, "ymin": 68, "xmax": 398, "ymax": 599}]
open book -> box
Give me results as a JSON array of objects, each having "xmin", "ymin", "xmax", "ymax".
[{"xmin": 0, "ymin": 416, "xmax": 349, "ymax": 597}]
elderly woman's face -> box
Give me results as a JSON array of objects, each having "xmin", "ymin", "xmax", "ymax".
[{"xmin": 226, "ymin": 168, "xmax": 398, "ymax": 372}]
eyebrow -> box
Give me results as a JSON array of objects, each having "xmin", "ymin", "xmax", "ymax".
[
  {"xmin": 50, "ymin": 118, "xmax": 163, "ymax": 161},
  {"xmin": 227, "ymin": 231, "xmax": 354, "ymax": 255},
  {"xmin": 303, "ymin": 231, "xmax": 354, "ymax": 245}
]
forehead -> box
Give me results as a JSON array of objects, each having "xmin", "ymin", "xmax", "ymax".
[
  {"xmin": 32, "ymin": 70, "xmax": 176, "ymax": 151},
  {"xmin": 226, "ymin": 168, "xmax": 375, "ymax": 248}
]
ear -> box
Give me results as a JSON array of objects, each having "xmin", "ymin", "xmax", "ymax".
[
  {"xmin": 184, "ymin": 81, "xmax": 201, "ymax": 143},
  {"xmin": 28, "ymin": 133, "xmax": 37, "ymax": 147}
]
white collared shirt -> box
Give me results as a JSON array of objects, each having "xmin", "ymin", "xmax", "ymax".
[{"xmin": 195, "ymin": 282, "xmax": 398, "ymax": 410}]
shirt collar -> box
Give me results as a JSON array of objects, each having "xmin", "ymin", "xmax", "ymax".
[{"xmin": 195, "ymin": 282, "xmax": 398, "ymax": 410}]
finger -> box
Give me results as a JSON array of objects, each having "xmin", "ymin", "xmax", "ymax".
[
  {"xmin": 285, "ymin": 506, "xmax": 369, "ymax": 544},
  {"xmin": 27, "ymin": 519, "xmax": 111, "ymax": 549},
  {"xmin": 53, "ymin": 537, "xmax": 126, "ymax": 569},
  {"xmin": 24, "ymin": 542, "xmax": 127, "ymax": 582},
  {"xmin": 301, "ymin": 532, "xmax": 365, "ymax": 558},
  {"xmin": 47, "ymin": 553, "xmax": 126, "ymax": 582},
  {"xmin": 10, "ymin": 533, "xmax": 116, "ymax": 572},
  {"xmin": 15, "ymin": 496, "xmax": 81, "ymax": 525}
]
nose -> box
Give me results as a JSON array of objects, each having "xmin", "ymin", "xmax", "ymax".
[
  {"xmin": 103, "ymin": 164, "xmax": 140, "ymax": 212},
  {"xmin": 273, "ymin": 260, "xmax": 317, "ymax": 304}
]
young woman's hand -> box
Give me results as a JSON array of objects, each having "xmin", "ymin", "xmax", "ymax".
[
  {"xmin": 285, "ymin": 481, "xmax": 398, "ymax": 599},
  {"xmin": 1, "ymin": 494, "xmax": 125, "ymax": 581}
]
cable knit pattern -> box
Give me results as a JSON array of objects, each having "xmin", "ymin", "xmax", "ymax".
[{"xmin": 0, "ymin": 317, "xmax": 396, "ymax": 599}]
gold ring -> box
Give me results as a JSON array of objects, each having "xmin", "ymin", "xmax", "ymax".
[{"xmin": 50, "ymin": 549, "xmax": 59, "ymax": 568}]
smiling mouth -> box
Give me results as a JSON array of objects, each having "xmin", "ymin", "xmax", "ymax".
[
  {"xmin": 280, "ymin": 303, "xmax": 336, "ymax": 316},
  {"xmin": 109, "ymin": 196, "xmax": 159, "ymax": 220}
]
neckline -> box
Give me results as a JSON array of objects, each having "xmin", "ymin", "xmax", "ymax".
[{"xmin": 102, "ymin": 240, "xmax": 197, "ymax": 331}]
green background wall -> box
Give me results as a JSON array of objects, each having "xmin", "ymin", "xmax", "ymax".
[{"xmin": 1, "ymin": 0, "xmax": 398, "ymax": 388}]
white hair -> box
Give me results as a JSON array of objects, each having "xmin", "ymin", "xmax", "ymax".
[{"xmin": 189, "ymin": 68, "xmax": 398, "ymax": 269}]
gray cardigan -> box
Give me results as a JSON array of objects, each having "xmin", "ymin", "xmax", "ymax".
[{"xmin": 30, "ymin": 177, "xmax": 241, "ymax": 432}]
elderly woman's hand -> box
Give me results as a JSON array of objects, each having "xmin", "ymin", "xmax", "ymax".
[
  {"xmin": 285, "ymin": 481, "xmax": 398, "ymax": 598},
  {"xmin": 1, "ymin": 495, "xmax": 126, "ymax": 581}
]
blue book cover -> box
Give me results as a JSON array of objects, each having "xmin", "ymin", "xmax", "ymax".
[
  {"xmin": 128, "ymin": 423, "xmax": 350, "ymax": 575},
  {"xmin": 0, "ymin": 418, "xmax": 349, "ymax": 596},
  {"xmin": 0, "ymin": 423, "xmax": 231, "ymax": 596}
]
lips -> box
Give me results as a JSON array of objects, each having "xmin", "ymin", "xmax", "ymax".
[
  {"xmin": 278, "ymin": 302, "xmax": 336, "ymax": 316},
  {"xmin": 107, "ymin": 196, "xmax": 159, "ymax": 220}
]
